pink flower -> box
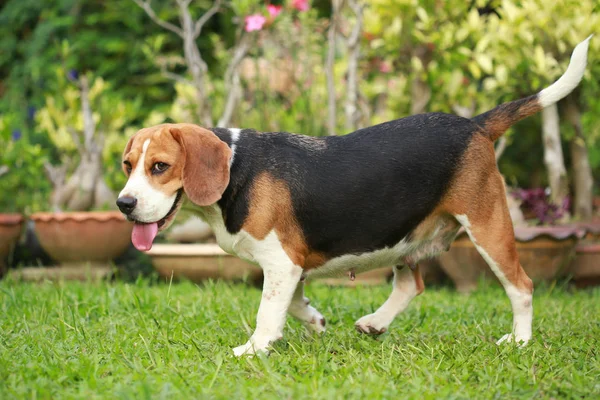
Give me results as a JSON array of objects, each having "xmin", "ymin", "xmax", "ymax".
[
  {"xmin": 292, "ymin": 0, "xmax": 309, "ymax": 12},
  {"xmin": 267, "ymin": 4, "xmax": 283, "ymax": 17},
  {"xmin": 379, "ymin": 61, "xmax": 392, "ymax": 73},
  {"xmin": 245, "ymin": 14, "xmax": 266, "ymax": 32}
]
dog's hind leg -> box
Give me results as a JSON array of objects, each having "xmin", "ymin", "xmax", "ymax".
[
  {"xmin": 355, "ymin": 264, "xmax": 424, "ymax": 335},
  {"xmin": 453, "ymin": 175, "xmax": 533, "ymax": 345},
  {"xmin": 288, "ymin": 281, "xmax": 326, "ymax": 333}
]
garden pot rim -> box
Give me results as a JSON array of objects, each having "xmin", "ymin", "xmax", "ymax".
[
  {"xmin": 566, "ymin": 220, "xmax": 600, "ymax": 235},
  {"xmin": 576, "ymin": 243, "xmax": 600, "ymax": 253},
  {"xmin": 513, "ymin": 225, "xmax": 586, "ymax": 242},
  {"xmin": 456, "ymin": 225, "xmax": 586, "ymax": 242},
  {"xmin": 0, "ymin": 213, "xmax": 24, "ymax": 225},
  {"xmin": 30, "ymin": 211, "xmax": 127, "ymax": 223},
  {"xmin": 147, "ymin": 243, "xmax": 229, "ymax": 257}
]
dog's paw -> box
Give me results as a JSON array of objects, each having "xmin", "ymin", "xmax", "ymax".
[
  {"xmin": 355, "ymin": 313, "xmax": 390, "ymax": 335},
  {"xmin": 305, "ymin": 315, "xmax": 327, "ymax": 334},
  {"xmin": 496, "ymin": 333, "xmax": 530, "ymax": 347},
  {"xmin": 232, "ymin": 341, "xmax": 269, "ymax": 357},
  {"xmin": 232, "ymin": 334, "xmax": 278, "ymax": 357}
]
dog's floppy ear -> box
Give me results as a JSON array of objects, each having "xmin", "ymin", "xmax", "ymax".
[{"xmin": 170, "ymin": 125, "xmax": 232, "ymax": 206}]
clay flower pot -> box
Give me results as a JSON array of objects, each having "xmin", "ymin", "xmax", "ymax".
[
  {"xmin": 147, "ymin": 244, "xmax": 263, "ymax": 284},
  {"xmin": 0, "ymin": 214, "xmax": 24, "ymax": 276},
  {"xmin": 438, "ymin": 226, "xmax": 585, "ymax": 293},
  {"xmin": 569, "ymin": 221, "xmax": 600, "ymax": 288},
  {"xmin": 30, "ymin": 211, "xmax": 133, "ymax": 270}
]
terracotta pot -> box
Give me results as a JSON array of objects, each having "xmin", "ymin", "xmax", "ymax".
[
  {"xmin": 30, "ymin": 211, "xmax": 133, "ymax": 266},
  {"xmin": 419, "ymin": 258, "xmax": 447, "ymax": 284},
  {"xmin": 0, "ymin": 214, "xmax": 24, "ymax": 275},
  {"xmin": 593, "ymin": 196, "xmax": 600, "ymax": 212},
  {"xmin": 437, "ymin": 235, "xmax": 486, "ymax": 293},
  {"xmin": 438, "ymin": 226, "xmax": 585, "ymax": 293},
  {"xmin": 570, "ymin": 242, "xmax": 600, "ymax": 288},
  {"xmin": 573, "ymin": 220, "xmax": 600, "ymax": 240},
  {"xmin": 147, "ymin": 244, "xmax": 263, "ymax": 283},
  {"xmin": 568, "ymin": 221, "xmax": 600, "ymax": 288}
]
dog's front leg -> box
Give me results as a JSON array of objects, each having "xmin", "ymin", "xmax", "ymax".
[{"xmin": 233, "ymin": 245, "xmax": 303, "ymax": 357}]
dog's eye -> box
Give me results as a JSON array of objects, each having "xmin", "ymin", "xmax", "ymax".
[
  {"xmin": 152, "ymin": 162, "xmax": 170, "ymax": 175},
  {"xmin": 123, "ymin": 161, "xmax": 132, "ymax": 175}
]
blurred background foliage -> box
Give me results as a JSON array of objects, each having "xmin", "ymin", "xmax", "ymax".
[{"xmin": 0, "ymin": 0, "xmax": 598, "ymax": 214}]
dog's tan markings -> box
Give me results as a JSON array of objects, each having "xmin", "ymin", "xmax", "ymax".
[
  {"xmin": 413, "ymin": 265, "xmax": 425, "ymax": 295},
  {"xmin": 122, "ymin": 136, "xmax": 142, "ymax": 175},
  {"xmin": 440, "ymin": 134, "xmax": 533, "ymax": 292},
  {"xmin": 476, "ymin": 97, "xmax": 542, "ymax": 142},
  {"xmin": 304, "ymin": 252, "xmax": 328, "ymax": 270},
  {"xmin": 411, "ymin": 210, "xmax": 459, "ymax": 240},
  {"xmin": 122, "ymin": 125, "xmax": 167, "ymax": 176},
  {"xmin": 243, "ymin": 172, "xmax": 327, "ymax": 268},
  {"xmin": 406, "ymin": 208, "xmax": 460, "ymax": 264},
  {"xmin": 144, "ymin": 128, "xmax": 184, "ymax": 194}
]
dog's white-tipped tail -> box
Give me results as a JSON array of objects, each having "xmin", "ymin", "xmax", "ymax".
[
  {"xmin": 538, "ymin": 35, "xmax": 593, "ymax": 107},
  {"xmin": 473, "ymin": 35, "xmax": 592, "ymax": 142}
]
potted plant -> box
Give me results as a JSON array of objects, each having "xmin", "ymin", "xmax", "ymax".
[
  {"xmin": 568, "ymin": 218, "xmax": 600, "ymax": 288},
  {"xmin": 18, "ymin": 70, "xmax": 139, "ymax": 280},
  {"xmin": 0, "ymin": 167, "xmax": 24, "ymax": 276},
  {"xmin": 0, "ymin": 117, "xmax": 54, "ymax": 277},
  {"xmin": 0, "ymin": 212, "xmax": 24, "ymax": 278}
]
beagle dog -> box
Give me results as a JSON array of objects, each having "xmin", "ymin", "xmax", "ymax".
[{"xmin": 118, "ymin": 37, "xmax": 591, "ymax": 356}]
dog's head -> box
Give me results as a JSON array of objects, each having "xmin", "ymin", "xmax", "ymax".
[{"xmin": 117, "ymin": 123, "xmax": 232, "ymax": 251}]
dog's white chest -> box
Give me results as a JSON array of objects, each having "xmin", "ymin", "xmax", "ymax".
[{"xmin": 190, "ymin": 204, "xmax": 258, "ymax": 264}]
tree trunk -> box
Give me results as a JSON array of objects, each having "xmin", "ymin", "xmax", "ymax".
[
  {"xmin": 94, "ymin": 177, "xmax": 117, "ymax": 209},
  {"xmin": 410, "ymin": 47, "xmax": 431, "ymax": 115},
  {"xmin": 325, "ymin": 0, "xmax": 341, "ymax": 136},
  {"xmin": 344, "ymin": 0, "xmax": 363, "ymax": 131},
  {"xmin": 410, "ymin": 76, "xmax": 431, "ymax": 115},
  {"xmin": 541, "ymin": 103, "xmax": 569, "ymax": 210},
  {"xmin": 65, "ymin": 156, "xmax": 100, "ymax": 211},
  {"xmin": 564, "ymin": 96, "xmax": 593, "ymax": 220},
  {"xmin": 179, "ymin": 2, "xmax": 213, "ymax": 126},
  {"xmin": 217, "ymin": 34, "xmax": 250, "ymax": 128}
]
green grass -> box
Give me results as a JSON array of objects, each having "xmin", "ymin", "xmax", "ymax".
[{"xmin": 1, "ymin": 278, "xmax": 599, "ymax": 399}]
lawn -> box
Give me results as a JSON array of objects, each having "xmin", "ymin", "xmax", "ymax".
[{"xmin": 1, "ymin": 278, "xmax": 599, "ymax": 399}]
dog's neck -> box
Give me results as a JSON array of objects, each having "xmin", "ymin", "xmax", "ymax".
[
  {"xmin": 204, "ymin": 128, "xmax": 255, "ymax": 232},
  {"xmin": 211, "ymin": 127, "xmax": 251, "ymax": 196}
]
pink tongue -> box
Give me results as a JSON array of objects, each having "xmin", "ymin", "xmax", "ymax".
[{"xmin": 132, "ymin": 222, "xmax": 159, "ymax": 251}]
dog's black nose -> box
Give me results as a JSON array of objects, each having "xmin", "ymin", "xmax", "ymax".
[{"xmin": 116, "ymin": 196, "xmax": 137, "ymax": 215}]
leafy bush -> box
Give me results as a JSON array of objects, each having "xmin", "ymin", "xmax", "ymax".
[{"xmin": 0, "ymin": 118, "xmax": 52, "ymax": 213}]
